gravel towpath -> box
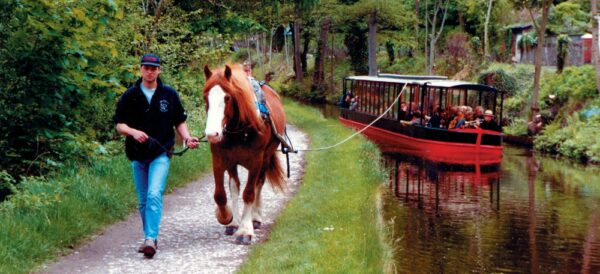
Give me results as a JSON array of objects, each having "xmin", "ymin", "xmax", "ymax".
[{"xmin": 40, "ymin": 124, "xmax": 308, "ymax": 274}]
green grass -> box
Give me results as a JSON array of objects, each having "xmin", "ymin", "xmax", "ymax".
[
  {"xmin": 238, "ymin": 99, "xmax": 390, "ymax": 273},
  {"xmin": 0, "ymin": 144, "xmax": 211, "ymax": 274}
]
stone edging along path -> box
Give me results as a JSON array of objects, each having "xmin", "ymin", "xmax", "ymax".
[{"xmin": 40, "ymin": 124, "xmax": 308, "ymax": 274}]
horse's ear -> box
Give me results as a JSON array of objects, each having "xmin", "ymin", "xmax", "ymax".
[
  {"xmin": 224, "ymin": 65, "xmax": 232, "ymax": 81},
  {"xmin": 203, "ymin": 65, "xmax": 212, "ymax": 79}
]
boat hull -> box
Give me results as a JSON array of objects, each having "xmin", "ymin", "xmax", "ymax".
[{"xmin": 339, "ymin": 111, "xmax": 503, "ymax": 165}]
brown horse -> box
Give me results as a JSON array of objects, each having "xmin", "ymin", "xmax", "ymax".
[{"xmin": 202, "ymin": 64, "xmax": 286, "ymax": 245}]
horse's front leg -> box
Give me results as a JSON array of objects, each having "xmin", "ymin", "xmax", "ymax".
[
  {"xmin": 224, "ymin": 167, "xmax": 241, "ymax": 236},
  {"xmin": 235, "ymin": 166, "xmax": 261, "ymax": 245},
  {"xmin": 252, "ymin": 175, "xmax": 265, "ymax": 230},
  {"xmin": 212, "ymin": 164, "xmax": 233, "ymax": 226}
]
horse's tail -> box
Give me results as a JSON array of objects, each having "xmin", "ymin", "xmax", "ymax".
[{"xmin": 265, "ymin": 152, "xmax": 285, "ymax": 192}]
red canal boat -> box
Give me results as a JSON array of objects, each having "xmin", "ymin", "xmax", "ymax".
[{"xmin": 339, "ymin": 74, "xmax": 504, "ymax": 164}]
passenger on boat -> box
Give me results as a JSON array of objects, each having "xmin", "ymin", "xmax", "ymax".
[
  {"xmin": 349, "ymin": 96, "xmax": 359, "ymax": 111},
  {"xmin": 445, "ymin": 106, "xmax": 458, "ymax": 127},
  {"xmin": 439, "ymin": 109, "xmax": 448, "ymax": 128},
  {"xmin": 464, "ymin": 110, "xmax": 476, "ymax": 128},
  {"xmin": 398, "ymin": 102, "xmax": 408, "ymax": 120},
  {"xmin": 340, "ymin": 91, "xmax": 353, "ymax": 108},
  {"xmin": 478, "ymin": 110, "xmax": 502, "ymax": 132},
  {"xmin": 401, "ymin": 111, "xmax": 422, "ymax": 126},
  {"xmin": 427, "ymin": 107, "xmax": 442, "ymax": 128},
  {"xmin": 474, "ymin": 106, "xmax": 484, "ymax": 120},
  {"xmin": 448, "ymin": 110, "xmax": 466, "ymax": 129}
]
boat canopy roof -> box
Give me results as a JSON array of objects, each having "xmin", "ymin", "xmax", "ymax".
[{"xmin": 345, "ymin": 75, "xmax": 502, "ymax": 94}]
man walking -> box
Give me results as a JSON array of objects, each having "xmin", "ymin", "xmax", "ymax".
[{"xmin": 113, "ymin": 53, "xmax": 199, "ymax": 258}]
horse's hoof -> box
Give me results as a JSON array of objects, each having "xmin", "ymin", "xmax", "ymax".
[
  {"xmin": 252, "ymin": 221, "xmax": 262, "ymax": 229},
  {"xmin": 216, "ymin": 207, "xmax": 233, "ymax": 225},
  {"xmin": 224, "ymin": 226, "xmax": 238, "ymax": 236},
  {"xmin": 235, "ymin": 235, "xmax": 252, "ymax": 245}
]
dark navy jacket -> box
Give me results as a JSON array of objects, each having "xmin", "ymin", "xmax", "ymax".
[{"xmin": 114, "ymin": 78, "xmax": 187, "ymax": 161}]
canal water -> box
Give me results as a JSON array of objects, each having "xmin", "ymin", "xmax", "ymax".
[
  {"xmin": 380, "ymin": 146, "xmax": 600, "ymax": 273},
  {"xmin": 313, "ymin": 103, "xmax": 600, "ymax": 273}
]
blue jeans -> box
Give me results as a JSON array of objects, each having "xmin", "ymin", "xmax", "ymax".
[{"xmin": 132, "ymin": 152, "xmax": 170, "ymax": 240}]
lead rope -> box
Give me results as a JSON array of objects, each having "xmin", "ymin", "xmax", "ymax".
[
  {"xmin": 290, "ymin": 83, "xmax": 407, "ymax": 152},
  {"xmin": 279, "ymin": 84, "xmax": 406, "ymax": 178}
]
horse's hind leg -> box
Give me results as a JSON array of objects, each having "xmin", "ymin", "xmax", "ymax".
[
  {"xmin": 225, "ymin": 167, "xmax": 241, "ymax": 235},
  {"xmin": 235, "ymin": 167, "xmax": 261, "ymax": 245}
]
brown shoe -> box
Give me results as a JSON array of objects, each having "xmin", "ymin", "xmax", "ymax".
[{"xmin": 142, "ymin": 239, "xmax": 157, "ymax": 258}]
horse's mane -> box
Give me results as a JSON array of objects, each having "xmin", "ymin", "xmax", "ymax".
[{"xmin": 203, "ymin": 64, "xmax": 265, "ymax": 132}]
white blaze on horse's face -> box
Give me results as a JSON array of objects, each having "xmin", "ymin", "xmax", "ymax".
[{"xmin": 205, "ymin": 85, "xmax": 227, "ymax": 143}]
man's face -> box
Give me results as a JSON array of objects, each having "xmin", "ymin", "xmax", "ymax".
[
  {"xmin": 484, "ymin": 116, "xmax": 492, "ymax": 122},
  {"xmin": 141, "ymin": 65, "xmax": 161, "ymax": 82}
]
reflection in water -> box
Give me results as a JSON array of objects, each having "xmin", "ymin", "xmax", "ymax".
[{"xmin": 381, "ymin": 146, "xmax": 600, "ymax": 273}]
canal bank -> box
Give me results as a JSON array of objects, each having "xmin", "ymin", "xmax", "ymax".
[{"xmin": 238, "ymin": 98, "xmax": 391, "ymax": 273}]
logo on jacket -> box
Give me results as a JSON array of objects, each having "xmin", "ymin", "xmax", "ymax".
[{"xmin": 159, "ymin": 100, "xmax": 169, "ymax": 112}]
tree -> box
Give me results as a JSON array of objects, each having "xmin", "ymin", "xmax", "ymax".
[
  {"xmin": 424, "ymin": 0, "xmax": 450, "ymax": 74},
  {"xmin": 337, "ymin": 0, "xmax": 412, "ymax": 75},
  {"xmin": 312, "ymin": 18, "xmax": 331, "ymax": 91},
  {"xmin": 511, "ymin": 0, "xmax": 552, "ymax": 115},
  {"xmin": 483, "ymin": 0, "xmax": 495, "ymax": 60},
  {"xmin": 292, "ymin": 0, "xmax": 320, "ymax": 82}
]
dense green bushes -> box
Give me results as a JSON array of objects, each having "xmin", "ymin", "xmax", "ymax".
[
  {"xmin": 0, "ymin": 1, "xmax": 228, "ymax": 186},
  {"xmin": 0, "ymin": 0, "xmax": 127, "ymax": 177},
  {"xmin": 479, "ymin": 64, "xmax": 599, "ymax": 163},
  {"xmin": 534, "ymin": 66, "xmax": 599, "ymax": 162}
]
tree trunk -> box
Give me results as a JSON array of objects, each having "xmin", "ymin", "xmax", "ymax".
[
  {"xmin": 301, "ymin": 28, "xmax": 310, "ymax": 75},
  {"xmin": 247, "ymin": 36, "xmax": 251, "ymax": 63},
  {"xmin": 313, "ymin": 18, "xmax": 330, "ymax": 88},
  {"xmin": 255, "ymin": 34, "xmax": 261, "ymax": 67},
  {"xmin": 429, "ymin": 33, "xmax": 435, "ymax": 74},
  {"xmin": 424, "ymin": 0, "xmax": 429, "ymax": 72},
  {"xmin": 531, "ymin": 1, "xmax": 550, "ymax": 114},
  {"xmin": 149, "ymin": 0, "xmax": 169, "ymax": 49},
  {"xmin": 285, "ymin": 24, "xmax": 290, "ymax": 66},
  {"xmin": 484, "ymin": 0, "xmax": 494, "ymax": 60},
  {"xmin": 415, "ymin": 0, "xmax": 420, "ymax": 56},
  {"xmin": 269, "ymin": 28, "xmax": 274, "ymax": 68},
  {"xmin": 293, "ymin": 20, "xmax": 303, "ymax": 81},
  {"xmin": 368, "ymin": 10, "xmax": 378, "ymax": 76},
  {"xmin": 593, "ymin": 0, "xmax": 600, "ymax": 95},
  {"xmin": 426, "ymin": 0, "xmax": 449, "ymax": 74}
]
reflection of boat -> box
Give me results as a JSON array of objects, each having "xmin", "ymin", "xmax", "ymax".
[
  {"xmin": 384, "ymin": 152, "xmax": 501, "ymax": 213},
  {"xmin": 339, "ymin": 75, "xmax": 504, "ymax": 164}
]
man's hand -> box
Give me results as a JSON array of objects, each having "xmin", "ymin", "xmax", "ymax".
[
  {"xmin": 131, "ymin": 130, "xmax": 149, "ymax": 143},
  {"xmin": 186, "ymin": 137, "xmax": 200, "ymax": 149}
]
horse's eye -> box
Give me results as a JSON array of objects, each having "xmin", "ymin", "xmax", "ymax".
[{"xmin": 224, "ymin": 95, "xmax": 231, "ymax": 102}]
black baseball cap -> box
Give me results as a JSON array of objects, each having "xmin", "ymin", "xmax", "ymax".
[{"xmin": 140, "ymin": 53, "xmax": 161, "ymax": 67}]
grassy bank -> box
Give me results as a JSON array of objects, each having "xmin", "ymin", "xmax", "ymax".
[
  {"xmin": 239, "ymin": 99, "xmax": 390, "ymax": 273},
  {"xmin": 0, "ymin": 144, "xmax": 211, "ymax": 273}
]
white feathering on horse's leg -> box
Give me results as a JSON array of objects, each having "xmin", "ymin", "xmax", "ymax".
[
  {"xmin": 235, "ymin": 203, "xmax": 255, "ymax": 238},
  {"xmin": 252, "ymin": 183, "xmax": 264, "ymax": 225},
  {"xmin": 228, "ymin": 176, "xmax": 240, "ymax": 227}
]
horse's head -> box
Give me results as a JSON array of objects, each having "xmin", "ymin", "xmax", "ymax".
[{"xmin": 202, "ymin": 64, "xmax": 264, "ymax": 144}]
